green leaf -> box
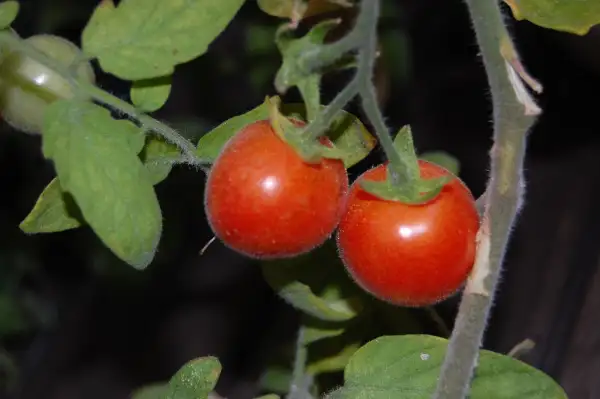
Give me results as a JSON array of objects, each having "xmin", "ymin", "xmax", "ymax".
[
  {"xmin": 142, "ymin": 135, "xmax": 181, "ymax": 185},
  {"xmin": 166, "ymin": 356, "xmax": 221, "ymax": 399},
  {"xmin": 19, "ymin": 178, "xmax": 83, "ymax": 234},
  {"xmin": 131, "ymin": 383, "xmax": 169, "ymax": 399},
  {"xmin": 302, "ymin": 317, "xmax": 347, "ymax": 345},
  {"xmin": 131, "ymin": 75, "xmax": 172, "ymax": 113},
  {"xmin": 255, "ymin": 395, "xmax": 280, "ymax": 399},
  {"xmin": 0, "ymin": 1, "xmax": 19, "ymax": 29},
  {"xmin": 333, "ymin": 335, "xmax": 568, "ymax": 398},
  {"xmin": 82, "ymin": 0, "xmax": 245, "ymax": 80},
  {"xmin": 281, "ymin": 104, "xmax": 377, "ymax": 169},
  {"xmin": 42, "ymin": 100, "xmax": 162, "ymax": 270},
  {"xmin": 258, "ymin": 0, "xmax": 352, "ymax": 20},
  {"xmin": 259, "ymin": 367, "xmax": 292, "ymax": 394},
  {"xmin": 419, "ymin": 151, "xmax": 460, "ymax": 176},
  {"xmin": 504, "ymin": 0, "xmax": 600, "ymax": 35},
  {"xmin": 307, "ymin": 341, "xmax": 360, "ymax": 375},
  {"xmin": 261, "ymin": 240, "xmax": 362, "ymax": 322},
  {"xmin": 196, "ymin": 100, "xmax": 270, "ymax": 163},
  {"xmin": 275, "ymin": 19, "xmax": 339, "ymax": 94}
]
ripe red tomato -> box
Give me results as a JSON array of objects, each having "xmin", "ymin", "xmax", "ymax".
[
  {"xmin": 336, "ymin": 160, "xmax": 480, "ymax": 307},
  {"xmin": 204, "ymin": 119, "xmax": 349, "ymax": 259}
]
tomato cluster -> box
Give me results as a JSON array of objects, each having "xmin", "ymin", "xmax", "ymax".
[{"xmin": 204, "ymin": 120, "xmax": 480, "ymax": 307}]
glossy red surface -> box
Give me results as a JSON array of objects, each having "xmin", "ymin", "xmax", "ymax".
[
  {"xmin": 204, "ymin": 120, "xmax": 349, "ymax": 259},
  {"xmin": 336, "ymin": 160, "xmax": 480, "ymax": 306}
]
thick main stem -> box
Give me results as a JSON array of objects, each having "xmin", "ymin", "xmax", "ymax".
[{"xmin": 432, "ymin": 1, "xmax": 537, "ymax": 398}]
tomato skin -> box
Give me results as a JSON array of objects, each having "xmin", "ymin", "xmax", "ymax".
[
  {"xmin": 204, "ymin": 120, "xmax": 349, "ymax": 259},
  {"xmin": 336, "ymin": 161, "xmax": 480, "ymax": 307}
]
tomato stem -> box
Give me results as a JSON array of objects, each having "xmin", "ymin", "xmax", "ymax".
[
  {"xmin": 432, "ymin": 0, "xmax": 540, "ymax": 398},
  {"xmin": 0, "ymin": 30, "xmax": 208, "ymax": 170}
]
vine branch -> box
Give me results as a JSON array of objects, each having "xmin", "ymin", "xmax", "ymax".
[
  {"xmin": 0, "ymin": 31, "xmax": 207, "ymax": 168},
  {"xmin": 432, "ymin": 0, "xmax": 540, "ymax": 398},
  {"xmin": 287, "ymin": 326, "xmax": 313, "ymax": 399}
]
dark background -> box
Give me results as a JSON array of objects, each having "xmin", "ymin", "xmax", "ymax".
[{"xmin": 1, "ymin": 0, "xmax": 599, "ymax": 398}]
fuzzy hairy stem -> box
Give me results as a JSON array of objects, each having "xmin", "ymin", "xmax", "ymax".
[
  {"xmin": 0, "ymin": 30, "xmax": 206, "ymax": 168},
  {"xmin": 432, "ymin": 1, "xmax": 539, "ymax": 398}
]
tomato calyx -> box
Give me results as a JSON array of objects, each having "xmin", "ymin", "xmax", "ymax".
[
  {"xmin": 266, "ymin": 95, "xmax": 347, "ymax": 164},
  {"xmin": 359, "ymin": 126, "xmax": 453, "ymax": 205}
]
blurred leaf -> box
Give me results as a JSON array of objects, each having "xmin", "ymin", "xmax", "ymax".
[
  {"xmin": 261, "ymin": 240, "xmax": 363, "ymax": 322},
  {"xmin": 82, "ymin": 0, "xmax": 245, "ymax": 80},
  {"xmin": 258, "ymin": 0, "xmax": 353, "ymax": 20},
  {"xmin": 166, "ymin": 356, "xmax": 221, "ymax": 399},
  {"xmin": 259, "ymin": 367, "xmax": 292, "ymax": 394},
  {"xmin": 0, "ymin": 1, "xmax": 19, "ymax": 29},
  {"xmin": 302, "ymin": 317, "xmax": 347, "ymax": 345},
  {"xmin": 0, "ymin": 294, "xmax": 28, "ymax": 336},
  {"xmin": 330, "ymin": 335, "xmax": 568, "ymax": 398},
  {"xmin": 419, "ymin": 151, "xmax": 460, "ymax": 176},
  {"xmin": 19, "ymin": 178, "xmax": 83, "ymax": 234},
  {"xmin": 282, "ymin": 104, "xmax": 376, "ymax": 168},
  {"xmin": 42, "ymin": 100, "xmax": 162, "ymax": 270},
  {"xmin": 131, "ymin": 383, "xmax": 169, "ymax": 399},
  {"xmin": 196, "ymin": 100, "xmax": 270, "ymax": 162},
  {"xmin": 142, "ymin": 135, "xmax": 180, "ymax": 185},
  {"xmin": 504, "ymin": 0, "xmax": 600, "ymax": 35},
  {"xmin": 307, "ymin": 341, "xmax": 360, "ymax": 375},
  {"xmin": 131, "ymin": 75, "xmax": 172, "ymax": 113},
  {"xmin": 255, "ymin": 395, "xmax": 280, "ymax": 399},
  {"xmin": 246, "ymin": 24, "xmax": 278, "ymax": 55}
]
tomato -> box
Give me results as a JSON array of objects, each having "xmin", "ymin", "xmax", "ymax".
[
  {"xmin": 204, "ymin": 119, "xmax": 349, "ymax": 259},
  {"xmin": 336, "ymin": 160, "xmax": 480, "ymax": 307},
  {"xmin": 0, "ymin": 34, "xmax": 95, "ymax": 135}
]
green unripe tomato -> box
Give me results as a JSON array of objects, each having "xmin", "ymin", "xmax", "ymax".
[{"xmin": 0, "ymin": 34, "xmax": 95, "ymax": 134}]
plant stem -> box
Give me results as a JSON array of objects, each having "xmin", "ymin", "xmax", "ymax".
[
  {"xmin": 432, "ymin": 1, "xmax": 539, "ymax": 398},
  {"xmin": 0, "ymin": 31, "xmax": 206, "ymax": 168},
  {"xmin": 287, "ymin": 326, "xmax": 313, "ymax": 399}
]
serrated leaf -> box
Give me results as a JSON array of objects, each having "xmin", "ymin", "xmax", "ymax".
[
  {"xmin": 0, "ymin": 1, "xmax": 19, "ymax": 29},
  {"xmin": 420, "ymin": 151, "xmax": 460, "ymax": 176},
  {"xmin": 131, "ymin": 383, "xmax": 169, "ymax": 399},
  {"xmin": 166, "ymin": 356, "xmax": 221, "ymax": 399},
  {"xmin": 504, "ymin": 0, "xmax": 600, "ymax": 35},
  {"xmin": 261, "ymin": 240, "xmax": 362, "ymax": 322},
  {"xmin": 42, "ymin": 100, "xmax": 162, "ymax": 270},
  {"xmin": 131, "ymin": 75, "xmax": 172, "ymax": 113},
  {"xmin": 19, "ymin": 178, "xmax": 83, "ymax": 234},
  {"xmin": 282, "ymin": 104, "xmax": 376, "ymax": 169},
  {"xmin": 196, "ymin": 100, "xmax": 270, "ymax": 162},
  {"xmin": 82, "ymin": 0, "xmax": 245, "ymax": 80},
  {"xmin": 334, "ymin": 335, "xmax": 568, "ymax": 399},
  {"xmin": 142, "ymin": 135, "xmax": 180, "ymax": 185}
]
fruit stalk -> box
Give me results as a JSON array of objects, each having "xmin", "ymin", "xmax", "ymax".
[{"xmin": 432, "ymin": 1, "xmax": 540, "ymax": 398}]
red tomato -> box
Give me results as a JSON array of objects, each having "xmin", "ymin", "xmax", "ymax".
[
  {"xmin": 336, "ymin": 160, "xmax": 480, "ymax": 307},
  {"xmin": 204, "ymin": 120, "xmax": 349, "ymax": 259}
]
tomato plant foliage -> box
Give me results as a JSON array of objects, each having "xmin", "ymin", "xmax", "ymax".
[{"xmin": 1, "ymin": 0, "xmax": 584, "ymax": 397}]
